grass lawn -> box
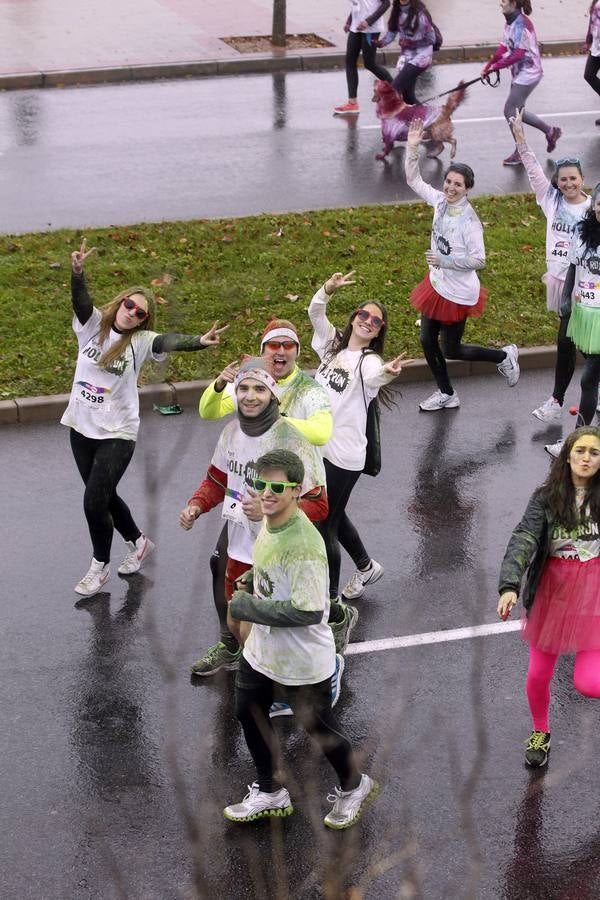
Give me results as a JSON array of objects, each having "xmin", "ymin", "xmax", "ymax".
[{"xmin": 0, "ymin": 194, "xmax": 556, "ymax": 400}]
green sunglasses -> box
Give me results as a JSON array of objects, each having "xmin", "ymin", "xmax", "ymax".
[{"xmin": 253, "ymin": 478, "xmax": 299, "ymax": 494}]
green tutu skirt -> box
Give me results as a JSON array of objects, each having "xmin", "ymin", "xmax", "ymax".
[{"xmin": 567, "ymin": 303, "xmax": 600, "ymax": 354}]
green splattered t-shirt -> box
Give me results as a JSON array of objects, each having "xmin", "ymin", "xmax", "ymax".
[{"xmin": 243, "ymin": 509, "xmax": 335, "ymax": 685}]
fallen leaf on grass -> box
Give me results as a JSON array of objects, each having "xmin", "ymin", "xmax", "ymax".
[
  {"xmin": 285, "ymin": 293, "xmax": 299, "ymax": 301},
  {"xmin": 48, "ymin": 262, "xmax": 61, "ymax": 269}
]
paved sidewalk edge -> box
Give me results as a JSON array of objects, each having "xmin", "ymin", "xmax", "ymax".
[
  {"xmin": 0, "ymin": 345, "xmax": 559, "ymax": 425},
  {"xmin": 0, "ymin": 40, "xmax": 582, "ymax": 91}
]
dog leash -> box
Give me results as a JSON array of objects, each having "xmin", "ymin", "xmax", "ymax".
[{"xmin": 419, "ymin": 70, "xmax": 500, "ymax": 105}]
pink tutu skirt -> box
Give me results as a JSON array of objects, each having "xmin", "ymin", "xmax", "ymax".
[
  {"xmin": 410, "ymin": 274, "xmax": 487, "ymax": 325},
  {"xmin": 522, "ymin": 556, "xmax": 600, "ymax": 653}
]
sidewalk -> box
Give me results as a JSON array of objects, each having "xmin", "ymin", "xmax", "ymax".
[
  {"xmin": 0, "ymin": 347, "xmax": 562, "ymax": 425},
  {"xmin": 0, "ymin": 0, "xmax": 590, "ymax": 90}
]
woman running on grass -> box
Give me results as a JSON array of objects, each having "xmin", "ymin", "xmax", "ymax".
[
  {"xmin": 404, "ymin": 118, "xmax": 519, "ymax": 411},
  {"xmin": 498, "ymin": 426, "xmax": 600, "ymax": 768},
  {"xmin": 481, "ymin": 0, "xmax": 561, "ymax": 167},
  {"xmin": 509, "ymin": 108, "xmax": 590, "ymax": 425},
  {"xmin": 62, "ymin": 239, "xmax": 226, "ymax": 598}
]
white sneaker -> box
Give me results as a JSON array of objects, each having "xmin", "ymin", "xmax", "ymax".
[
  {"xmin": 118, "ymin": 535, "xmax": 155, "ymax": 575},
  {"xmin": 544, "ymin": 439, "xmax": 564, "ymax": 459},
  {"xmin": 331, "ymin": 653, "xmax": 345, "ymax": 708},
  {"xmin": 74, "ymin": 558, "xmax": 110, "ymax": 597},
  {"xmin": 498, "ymin": 344, "xmax": 520, "ymax": 386},
  {"xmin": 323, "ymin": 773, "xmax": 379, "ymax": 830},
  {"xmin": 419, "ymin": 390, "xmax": 460, "ymax": 411},
  {"xmin": 269, "ymin": 702, "xmax": 294, "ymax": 719},
  {"xmin": 532, "ymin": 397, "xmax": 562, "ymax": 422},
  {"xmin": 342, "ymin": 559, "xmax": 384, "ymax": 600},
  {"xmin": 223, "ymin": 783, "xmax": 293, "ymax": 823}
]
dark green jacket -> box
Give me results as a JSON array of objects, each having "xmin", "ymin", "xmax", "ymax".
[{"xmin": 498, "ymin": 490, "xmax": 553, "ymax": 613}]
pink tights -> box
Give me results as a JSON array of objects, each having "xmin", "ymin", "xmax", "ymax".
[{"xmin": 526, "ymin": 644, "xmax": 600, "ymax": 732}]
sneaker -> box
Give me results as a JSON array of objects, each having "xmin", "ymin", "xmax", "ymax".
[
  {"xmin": 497, "ymin": 344, "xmax": 520, "ymax": 387},
  {"xmin": 532, "ymin": 397, "xmax": 562, "ymax": 423},
  {"xmin": 224, "ymin": 783, "xmax": 293, "ymax": 823},
  {"xmin": 190, "ymin": 641, "xmax": 241, "ymax": 676},
  {"xmin": 323, "ymin": 773, "xmax": 379, "ymax": 830},
  {"xmin": 117, "ymin": 535, "xmax": 155, "ymax": 575},
  {"xmin": 74, "ymin": 558, "xmax": 110, "ymax": 597},
  {"xmin": 330, "ymin": 601, "xmax": 359, "ymax": 655},
  {"xmin": 331, "ymin": 653, "xmax": 345, "ymax": 708},
  {"xmin": 525, "ymin": 730, "xmax": 551, "ymax": 767},
  {"xmin": 503, "ymin": 149, "xmax": 522, "ymax": 166},
  {"xmin": 546, "ymin": 126, "xmax": 562, "ymax": 153},
  {"xmin": 419, "ymin": 389, "xmax": 460, "ymax": 411},
  {"xmin": 333, "ymin": 101, "xmax": 359, "ymax": 115},
  {"xmin": 544, "ymin": 439, "xmax": 563, "ymax": 459},
  {"xmin": 342, "ymin": 559, "xmax": 384, "ymax": 601},
  {"xmin": 269, "ymin": 702, "xmax": 294, "ymax": 718}
]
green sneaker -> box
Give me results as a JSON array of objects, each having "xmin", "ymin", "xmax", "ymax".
[
  {"xmin": 329, "ymin": 601, "xmax": 358, "ymax": 654},
  {"xmin": 190, "ymin": 641, "xmax": 241, "ymax": 676},
  {"xmin": 224, "ymin": 783, "xmax": 293, "ymax": 823},
  {"xmin": 525, "ymin": 730, "xmax": 551, "ymax": 767}
]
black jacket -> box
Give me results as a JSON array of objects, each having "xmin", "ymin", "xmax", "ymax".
[{"xmin": 498, "ymin": 490, "xmax": 553, "ymax": 613}]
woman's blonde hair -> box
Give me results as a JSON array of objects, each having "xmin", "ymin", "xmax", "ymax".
[{"xmin": 97, "ymin": 287, "xmax": 157, "ymax": 369}]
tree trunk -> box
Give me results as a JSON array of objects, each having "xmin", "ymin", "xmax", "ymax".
[{"xmin": 272, "ymin": 0, "xmax": 286, "ymax": 47}]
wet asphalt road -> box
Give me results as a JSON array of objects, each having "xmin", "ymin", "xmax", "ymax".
[
  {"xmin": 3, "ymin": 367, "xmax": 600, "ymax": 899},
  {"xmin": 1, "ymin": 56, "xmax": 600, "ymax": 233}
]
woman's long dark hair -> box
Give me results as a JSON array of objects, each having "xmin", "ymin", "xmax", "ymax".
[
  {"xmin": 539, "ymin": 427, "xmax": 600, "ymax": 529},
  {"xmin": 515, "ymin": 0, "xmax": 532, "ymax": 14},
  {"xmin": 322, "ymin": 301, "xmax": 396, "ymax": 408},
  {"xmin": 578, "ymin": 183, "xmax": 600, "ymax": 255},
  {"xmin": 388, "ymin": 0, "xmax": 423, "ymax": 34}
]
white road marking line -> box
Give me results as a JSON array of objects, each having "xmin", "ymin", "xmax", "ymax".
[
  {"xmin": 346, "ymin": 620, "xmax": 521, "ymax": 655},
  {"xmin": 360, "ymin": 109, "xmax": 599, "ymax": 130}
]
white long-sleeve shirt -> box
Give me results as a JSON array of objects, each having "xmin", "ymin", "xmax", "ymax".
[
  {"xmin": 405, "ymin": 150, "xmax": 485, "ymax": 305},
  {"xmin": 517, "ymin": 141, "xmax": 590, "ymax": 280},
  {"xmin": 309, "ymin": 287, "xmax": 394, "ymax": 471}
]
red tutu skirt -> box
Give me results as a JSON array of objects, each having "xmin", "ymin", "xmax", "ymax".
[
  {"xmin": 522, "ymin": 556, "xmax": 600, "ymax": 654},
  {"xmin": 410, "ymin": 274, "xmax": 488, "ymax": 325}
]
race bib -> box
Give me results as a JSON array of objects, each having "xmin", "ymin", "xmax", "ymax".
[
  {"xmin": 576, "ymin": 278, "xmax": 600, "ymax": 308},
  {"xmin": 74, "ymin": 381, "xmax": 111, "ymax": 412},
  {"xmin": 550, "ymin": 238, "xmax": 570, "ymax": 261},
  {"xmin": 222, "ymin": 488, "xmax": 249, "ymax": 529}
]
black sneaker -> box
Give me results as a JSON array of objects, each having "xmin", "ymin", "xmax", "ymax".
[{"xmin": 525, "ymin": 730, "xmax": 551, "ymax": 767}]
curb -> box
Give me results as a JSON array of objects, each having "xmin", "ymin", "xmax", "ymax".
[
  {"xmin": 0, "ymin": 40, "xmax": 583, "ymax": 92},
  {"xmin": 0, "ymin": 345, "xmax": 560, "ymax": 426}
]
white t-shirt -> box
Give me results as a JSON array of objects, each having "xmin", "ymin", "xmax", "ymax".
[
  {"xmin": 60, "ymin": 308, "xmax": 166, "ymax": 441},
  {"xmin": 349, "ymin": 0, "xmax": 386, "ymax": 33},
  {"xmin": 405, "ymin": 152, "xmax": 485, "ymax": 305},
  {"xmin": 309, "ymin": 288, "xmax": 394, "ymax": 471},
  {"xmin": 568, "ymin": 234, "xmax": 600, "ymax": 309},
  {"xmin": 211, "ymin": 417, "xmax": 326, "ymax": 564},
  {"xmin": 243, "ymin": 509, "xmax": 335, "ymax": 686},
  {"xmin": 518, "ymin": 143, "xmax": 590, "ymax": 279},
  {"xmin": 502, "ymin": 13, "xmax": 543, "ymax": 86}
]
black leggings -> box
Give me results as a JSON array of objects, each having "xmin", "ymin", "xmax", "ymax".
[
  {"xmin": 392, "ymin": 62, "xmax": 424, "ymax": 104},
  {"xmin": 552, "ymin": 315, "xmax": 577, "ymax": 405},
  {"xmin": 210, "ymin": 524, "xmax": 239, "ymax": 650},
  {"xmin": 584, "ymin": 54, "xmax": 600, "ymax": 99},
  {"xmin": 420, "ymin": 315, "xmax": 506, "ymax": 395},
  {"xmin": 70, "ymin": 429, "xmax": 140, "ymax": 564},
  {"xmin": 317, "ymin": 458, "xmax": 370, "ymax": 599},
  {"xmin": 579, "ymin": 354, "xmax": 600, "ymax": 424},
  {"xmin": 345, "ymin": 31, "xmax": 392, "ymax": 97},
  {"xmin": 235, "ymin": 655, "xmax": 360, "ymax": 793}
]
